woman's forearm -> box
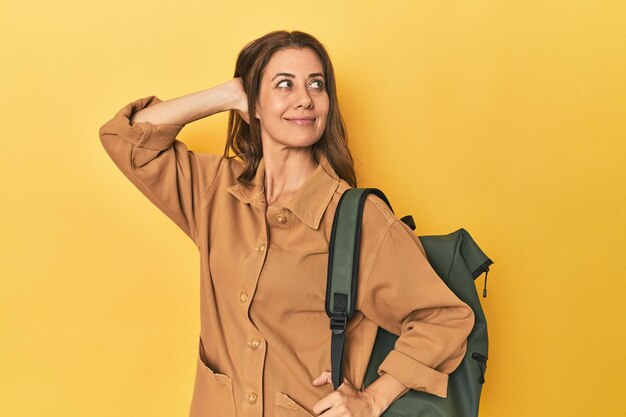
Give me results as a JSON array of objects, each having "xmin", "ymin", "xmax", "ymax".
[{"xmin": 129, "ymin": 80, "xmax": 240, "ymax": 126}]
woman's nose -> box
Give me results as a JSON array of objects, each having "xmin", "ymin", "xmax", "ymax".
[{"xmin": 295, "ymin": 87, "xmax": 313, "ymax": 109}]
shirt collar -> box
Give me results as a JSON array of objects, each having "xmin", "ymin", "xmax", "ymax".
[{"xmin": 226, "ymin": 154, "xmax": 340, "ymax": 230}]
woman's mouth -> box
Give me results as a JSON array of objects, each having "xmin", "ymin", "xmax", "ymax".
[{"xmin": 285, "ymin": 118, "xmax": 316, "ymax": 126}]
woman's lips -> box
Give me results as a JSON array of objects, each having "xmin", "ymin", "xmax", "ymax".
[{"xmin": 285, "ymin": 118, "xmax": 315, "ymax": 125}]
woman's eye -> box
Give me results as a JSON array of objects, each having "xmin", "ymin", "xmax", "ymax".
[
  {"xmin": 277, "ymin": 79, "xmax": 292, "ymax": 88},
  {"xmin": 311, "ymin": 79, "xmax": 324, "ymax": 89}
]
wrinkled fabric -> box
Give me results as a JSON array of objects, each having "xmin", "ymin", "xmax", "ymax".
[{"xmin": 98, "ymin": 95, "xmax": 475, "ymax": 417}]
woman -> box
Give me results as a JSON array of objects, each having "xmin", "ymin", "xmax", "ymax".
[{"xmin": 99, "ymin": 30, "xmax": 475, "ymax": 417}]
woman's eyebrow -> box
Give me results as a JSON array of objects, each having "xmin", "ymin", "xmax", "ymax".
[{"xmin": 271, "ymin": 72, "xmax": 324, "ymax": 81}]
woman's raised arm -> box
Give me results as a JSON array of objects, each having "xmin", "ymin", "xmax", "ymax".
[
  {"xmin": 129, "ymin": 79, "xmax": 247, "ymax": 126},
  {"xmin": 98, "ymin": 79, "xmax": 247, "ymax": 247}
]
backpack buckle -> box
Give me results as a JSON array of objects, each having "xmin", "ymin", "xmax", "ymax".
[{"xmin": 330, "ymin": 311, "xmax": 347, "ymax": 334}]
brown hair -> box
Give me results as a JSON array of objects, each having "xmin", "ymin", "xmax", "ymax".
[{"xmin": 223, "ymin": 30, "xmax": 357, "ymax": 188}]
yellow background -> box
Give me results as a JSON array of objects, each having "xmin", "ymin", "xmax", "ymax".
[{"xmin": 1, "ymin": 1, "xmax": 625, "ymax": 416}]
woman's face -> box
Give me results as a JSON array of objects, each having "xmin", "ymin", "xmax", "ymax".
[{"xmin": 255, "ymin": 47, "xmax": 329, "ymax": 152}]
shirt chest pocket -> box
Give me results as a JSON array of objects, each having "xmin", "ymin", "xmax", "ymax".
[{"xmin": 189, "ymin": 336, "xmax": 236, "ymax": 417}]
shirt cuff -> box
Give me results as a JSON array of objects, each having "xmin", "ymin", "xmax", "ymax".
[
  {"xmin": 377, "ymin": 349, "xmax": 449, "ymax": 398},
  {"xmin": 112, "ymin": 95, "xmax": 185, "ymax": 151}
]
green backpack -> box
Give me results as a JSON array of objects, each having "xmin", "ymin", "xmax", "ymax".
[{"xmin": 326, "ymin": 188, "xmax": 493, "ymax": 417}]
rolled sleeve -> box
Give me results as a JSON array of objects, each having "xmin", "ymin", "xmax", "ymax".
[
  {"xmin": 101, "ymin": 96, "xmax": 184, "ymax": 149},
  {"xmin": 376, "ymin": 349, "xmax": 449, "ymax": 397},
  {"xmin": 98, "ymin": 95, "xmax": 225, "ymax": 247},
  {"xmin": 360, "ymin": 220, "xmax": 475, "ymax": 398}
]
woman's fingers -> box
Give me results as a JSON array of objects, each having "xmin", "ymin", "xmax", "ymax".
[
  {"xmin": 312, "ymin": 371, "xmax": 349, "ymax": 387},
  {"xmin": 229, "ymin": 77, "xmax": 250, "ymax": 124},
  {"xmin": 312, "ymin": 371, "xmax": 332, "ymax": 385}
]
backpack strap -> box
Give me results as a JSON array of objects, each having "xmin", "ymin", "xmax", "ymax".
[{"xmin": 326, "ymin": 187, "xmax": 394, "ymax": 390}]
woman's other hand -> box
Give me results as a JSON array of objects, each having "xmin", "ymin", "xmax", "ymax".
[
  {"xmin": 228, "ymin": 77, "xmax": 250, "ymax": 124},
  {"xmin": 311, "ymin": 371, "xmax": 384, "ymax": 417}
]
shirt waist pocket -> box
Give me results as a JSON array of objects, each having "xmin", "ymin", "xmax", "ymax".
[
  {"xmin": 275, "ymin": 392, "xmax": 315, "ymax": 417},
  {"xmin": 189, "ymin": 335, "xmax": 236, "ymax": 417}
]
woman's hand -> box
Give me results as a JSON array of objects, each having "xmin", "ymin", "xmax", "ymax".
[
  {"xmin": 228, "ymin": 77, "xmax": 250, "ymax": 124},
  {"xmin": 311, "ymin": 371, "xmax": 384, "ymax": 417}
]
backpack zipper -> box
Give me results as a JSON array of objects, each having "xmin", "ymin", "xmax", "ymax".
[
  {"xmin": 471, "ymin": 352, "xmax": 488, "ymax": 384},
  {"xmin": 482, "ymin": 267, "xmax": 490, "ymax": 298}
]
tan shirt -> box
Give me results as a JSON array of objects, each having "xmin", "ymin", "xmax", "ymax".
[{"xmin": 99, "ymin": 95, "xmax": 475, "ymax": 417}]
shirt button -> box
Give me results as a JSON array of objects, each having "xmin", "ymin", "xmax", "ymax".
[
  {"xmin": 249, "ymin": 338, "xmax": 261, "ymax": 349},
  {"xmin": 239, "ymin": 291, "xmax": 248, "ymax": 303},
  {"xmin": 256, "ymin": 243, "xmax": 266, "ymax": 252},
  {"xmin": 276, "ymin": 214, "xmax": 287, "ymax": 224},
  {"xmin": 248, "ymin": 392, "xmax": 258, "ymax": 403}
]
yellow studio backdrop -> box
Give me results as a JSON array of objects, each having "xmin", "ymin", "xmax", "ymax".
[{"xmin": 1, "ymin": 1, "xmax": 624, "ymax": 416}]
